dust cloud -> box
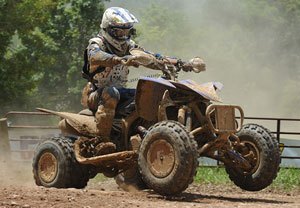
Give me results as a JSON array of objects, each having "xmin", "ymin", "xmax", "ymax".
[
  {"xmin": 0, "ymin": 113, "xmax": 60, "ymax": 187},
  {"xmin": 106, "ymin": 0, "xmax": 300, "ymax": 119},
  {"xmin": 0, "ymin": 157, "xmax": 34, "ymax": 187}
]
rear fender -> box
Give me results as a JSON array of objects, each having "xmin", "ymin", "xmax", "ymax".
[{"xmin": 36, "ymin": 108, "xmax": 98, "ymax": 137}]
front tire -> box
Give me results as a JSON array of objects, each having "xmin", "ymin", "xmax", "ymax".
[
  {"xmin": 226, "ymin": 124, "xmax": 280, "ymax": 191},
  {"xmin": 138, "ymin": 121, "xmax": 198, "ymax": 196},
  {"xmin": 32, "ymin": 137, "xmax": 90, "ymax": 188}
]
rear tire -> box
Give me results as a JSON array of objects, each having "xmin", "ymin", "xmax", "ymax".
[
  {"xmin": 138, "ymin": 121, "xmax": 198, "ymax": 196},
  {"xmin": 225, "ymin": 124, "xmax": 280, "ymax": 191},
  {"xmin": 32, "ymin": 137, "xmax": 90, "ymax": 188}
]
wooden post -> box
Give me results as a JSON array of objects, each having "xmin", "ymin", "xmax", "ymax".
[{"xmin": 0, "ymin": 118, "xmax": 11, "ymax": 162}]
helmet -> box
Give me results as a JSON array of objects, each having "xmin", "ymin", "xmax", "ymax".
[{"xmin": 100, "ymin": 7, "xmax": 138, "ymax": 51}]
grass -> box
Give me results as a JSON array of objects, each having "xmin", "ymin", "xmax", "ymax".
[
  {"xmin": 270, "ymin": 167, "xmax": 300, "ymax": 191},
  {"xmin": 194, "ymin": 166, "xmax": 300, "ymax": 192},
  {"xmin": 194, "ymin": 166, "xmax": 229, "ymax": 185}
]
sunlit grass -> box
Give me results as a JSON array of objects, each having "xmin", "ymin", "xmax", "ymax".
[
  {"xmin": 194, "ymin": 166, "xmax": 300, "ymax": 192},
  {"xmin": 194, "ymin": 166, "xmax": 229, "ymax": 184},
  {"xmin": 270, "ymin": 167, "xmax": 300, "ymax": 191}
]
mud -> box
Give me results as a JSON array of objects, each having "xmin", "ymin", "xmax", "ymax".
[{"xmin": 0, "ymin": 161, "xmax": 300, "ymax": 208}]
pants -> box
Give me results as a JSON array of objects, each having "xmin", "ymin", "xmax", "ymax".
[{"xmin": 87, "ymin": 86, "xmax": 135, "ymax": 139}]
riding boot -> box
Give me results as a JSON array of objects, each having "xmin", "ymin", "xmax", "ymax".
[
  {"xmin": 91, "ymin": 86, "xmax": 120, "ymax": 141},
  {"xmin": 95, "ymin": 104, "xmax": 115, "ymax": 142}
]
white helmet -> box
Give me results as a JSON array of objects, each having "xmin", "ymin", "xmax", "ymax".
[{"xmin": 100, "ymin": 7, "xmax": 138, "ymax": 51}]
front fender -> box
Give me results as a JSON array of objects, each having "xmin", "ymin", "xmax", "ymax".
[
  {"xmin": 135, "ymin": 77, "xmax": 175, "ymax": 121},
  {"xmin": 135, "ymin": 78, "xmax": 223, "ymax": 121},
  {"xmin": 172, "ymin": 80, "xmax": 223, "ymax": 102}
]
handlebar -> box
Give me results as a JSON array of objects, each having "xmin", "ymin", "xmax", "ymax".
[{"xmin": 120, "ymin": 49, "xmax": 206, "ymax": 80}]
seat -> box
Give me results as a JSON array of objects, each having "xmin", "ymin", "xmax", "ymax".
[{"xmin": 78, "ymin": 109, "xmax": 94, "ymax": 116}]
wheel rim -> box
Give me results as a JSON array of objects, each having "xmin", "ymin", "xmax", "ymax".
[
  {"xmin": 38, "ymin": 152, "xmax": 58, "ymax": 183},
  {"xmin": 240, "ymin": 140, "xmax": 260, "ymax": 174},
  {"xmin": 146, "ymin": 139, "xmax": 175, "ymax": 178}
]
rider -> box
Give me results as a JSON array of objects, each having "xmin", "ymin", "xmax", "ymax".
[{"xmin": 81, "ymin": 7, "xmax": 204, "ymax": 141}]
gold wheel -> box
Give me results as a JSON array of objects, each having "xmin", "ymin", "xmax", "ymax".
[
  {"xmin": 146, "ymin": 139, "xmax": 175, "ymax": 178},
  {"xmin": 38, "ymin": 152, "xmax": 58, "ymax": 183}
]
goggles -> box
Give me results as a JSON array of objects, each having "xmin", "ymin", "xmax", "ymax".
[{"xmin": 108, "ymin": 27, "xmax": 136, "ymax": 40}]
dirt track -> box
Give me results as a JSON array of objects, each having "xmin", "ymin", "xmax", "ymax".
[
  {"xmin": 1, "ymin": 182, "xmax": 299, "ymax": 208},
  {"xmin": 0, "ymin": 161, "xmax": 299, "ymax": 208}
]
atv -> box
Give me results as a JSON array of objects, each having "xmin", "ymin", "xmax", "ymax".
[{"xmin": 32, "ymin": 49, "xmax": 280, "ymax": 196}]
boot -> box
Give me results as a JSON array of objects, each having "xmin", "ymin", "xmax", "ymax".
[
  {"xmin": 94, "ymin": 86, "xmax": 119, "ymax": 141},
  {"xmin": 95, "ymin": 105, "xmax": 115, "ymax": 141}
]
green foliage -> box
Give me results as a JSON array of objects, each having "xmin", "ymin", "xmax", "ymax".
[
  {"xmin": 0, "ymin": 1, "xmax": 18, "ymax": 57},
  {"xmin": 0, "ymin": 0, "xmax": 106, "ymax": 115}
]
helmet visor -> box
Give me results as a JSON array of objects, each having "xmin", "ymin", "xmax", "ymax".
[{"xmin": 108, "ymin": 27, "xmax": 135, "ymax": 40}]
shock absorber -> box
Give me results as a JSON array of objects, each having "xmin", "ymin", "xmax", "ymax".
[
  {"xmin": 129, "ymin": 126, "xmax": 149, "ymax": 151},
  {"xmin": 137, "ymin": 126, "xmax": 148, "ymax": 138}
]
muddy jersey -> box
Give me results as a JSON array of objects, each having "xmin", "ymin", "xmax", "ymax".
[
  {"xmin": 87, "ymin": 35, "xmax": 135, "ymax": 88},
  {"xmin": 93, "ymin": 64, "xmax": 129, "ymax": 88}
]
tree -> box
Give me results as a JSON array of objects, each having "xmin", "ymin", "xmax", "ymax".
[{"xmin": 0, "ymin": 0, "xmax": 106, "ymax": 115}]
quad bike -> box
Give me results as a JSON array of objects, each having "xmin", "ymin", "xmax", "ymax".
[{"xmin": 32, "ymin": 49, "xmax": 280, "ymax": 196}]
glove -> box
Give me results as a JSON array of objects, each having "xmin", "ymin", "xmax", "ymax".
[
  {"xmin": 182, "ymin": 57, "xmax": 206, "ymax": 73},
  {"xmin": 111, "ymin": 56, "xmax": 123, "ymax": 65},
  {"xmin": 121, "ymin": 55, "xmax": 139, "ymax": 67},
  {"xmin": 190, "ymin": 57, "xmax": 206, "ymax": 73},
  {"xmin": 122, "ymin": 55, "xmax": 134, "ymax": 61}
]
